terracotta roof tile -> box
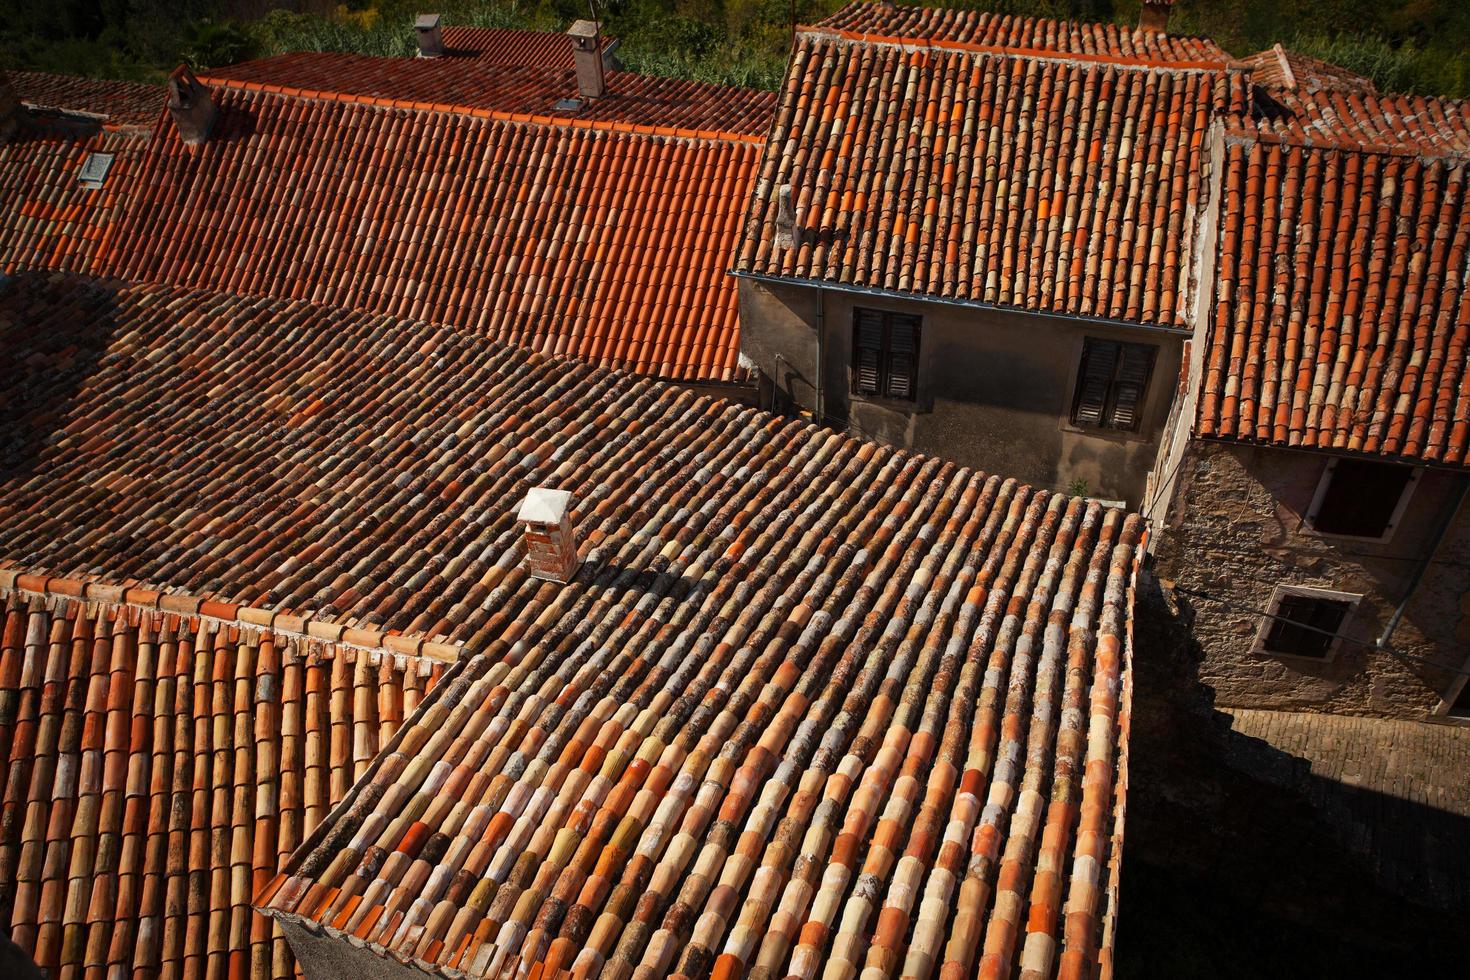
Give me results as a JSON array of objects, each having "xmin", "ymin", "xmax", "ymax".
[
  {"xmin": 438, "ymin": 25, "xmax": 613, "ymax": 67},
  {"xmin": 46, "ymin": 69, "xmax": 762, "ymax": 382},
  {"xmin": 3, "ymin": 272, "xmax": 1143, "ymax": 978},
  {"xmin": 1196, "ymin": 130, "xmax": 1470, "ymax": 464},
  {"xmin": 0, "ymin": 113, "xmax": 146, "ymax": 276},
  {"xmin": 1240, "ymin": 45, "xmax": 1376, "ymax": 97},
  {"xmin": 0, "ymin": 580, "xmax": 444, "ymax": 980},
  {"xmin": 9, "ymin": 71, "xmax": 163, "ymax": 127},
  {"xmin": 817, "ymin": 0, "xmax": 1225, "ymax": 63},
  {"xmin": 208, "ymin": 53, "xmax": 775, "ymax": 137},
  {"xmin": 736, "ymin": 26, "xmax": 1244, "ymax": 327}
]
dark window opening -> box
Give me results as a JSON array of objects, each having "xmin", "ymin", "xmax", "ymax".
[
  {"xmin": 1449, "ymin": 678, "xmax": 1470, "ymax": 718},
  {"xmin": 853, "ymin": 308, "xmax": 920, "ymax": 401},
  {"xmin": 1261, "ymin": 593, "xmax": 1353, "ymax": 659},
  {"xmin": 1310, "ymin": 459, "xmax": 1415, "ymax": 538},
  {"xmin": 1071, "ymin": 338, "xmax": 1157, "ymax": 431}
]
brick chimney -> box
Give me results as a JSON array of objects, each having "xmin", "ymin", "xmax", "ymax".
[
  {"xmin": 568, "ymin": 20, "xmax": 606, "ymax": 100},
  {"xmin": 1138, "ymin": 0, "xmax": 1173, "ymax": 34},
  {"xmin": 167, "ymin": 66, "xmax": 215, "ymax": 145},
  {"xmin": 517, "ymin": 488, "xmax": 581, "ymax": 583},
  {"xmin": 0, "ymin": 71, "xmax": 18, "ymax": 142},
  {"xmin": 415, "ymin": 13, "xmax": 444, "ymax": 58}
]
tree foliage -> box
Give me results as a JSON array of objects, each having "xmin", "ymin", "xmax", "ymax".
[{"xmin": 1, "ymin": 1, "xmax": 1467, "ymax": 98}]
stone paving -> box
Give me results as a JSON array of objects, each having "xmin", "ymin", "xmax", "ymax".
[{"xmin": 1223, "ymin": 708, "xmax": 1470, "ymax": 908}]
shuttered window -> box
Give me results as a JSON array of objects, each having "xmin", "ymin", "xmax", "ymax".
[
  {"xmin": 1071, "ymin": 339, "xmax": 1157, "ymax": 431},
  {"xmin": 852, "ymin": 308, "xmax": 921, "ymax": 401}
]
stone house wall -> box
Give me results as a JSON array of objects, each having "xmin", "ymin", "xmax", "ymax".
[{"xmin": 1153, "ymin": 440, "xmax": 1470, "ymax": 719}]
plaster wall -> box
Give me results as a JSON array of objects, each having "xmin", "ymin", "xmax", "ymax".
[{"xmin": 738, "ymin": 278, "xmax": 1185, "ymax": 505}]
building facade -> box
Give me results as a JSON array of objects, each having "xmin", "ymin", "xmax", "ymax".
[{"xmin": 733, "ymin": 3, "xmax": 1234, "ymax": 507}]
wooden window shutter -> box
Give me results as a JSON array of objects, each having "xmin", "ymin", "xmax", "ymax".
[
  {"xmin": 852, "ymin": 308, "xmax": 920, "ymax": 401},
  {"xmin": 1072, "ymin": 338, "xmax": 1156, "ymax": 431},
  {"xmin": 885, "ymin": 314, "xmax": 920, "ymax": 400},
  {"xmin": 854, "ymin": 310, "xmax": 885, "ymax": 397},
  {"xmin": 1107, "ymin": 343, "xmax": 1155, "ymax": 431},
  {"xmin": 1072, "ymin": 340, "xmax": 1118, "ymax": 428}
]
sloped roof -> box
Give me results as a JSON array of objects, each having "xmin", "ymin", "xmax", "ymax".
[
  {"xmin": 817, "ymin": 1, "xmax": 1223, "ymax": 63},
  {"xmin": 2, "ymin": 56, "xmax": 772, "ymax": 384},
  {"xmin": 1197, "ymin": 57, "xmax": 1470, "ymax": 463},
  {"xmin": 1197, "ymin": 129, "xmax": 1470, "ymax": 463},
  {"xmin": 208, "ymin": 53, "xmax": 774, "ymax": 137},
  {"xmin": 0, "ymin": 62, "xmax": 764, "ymax": 383},
  {"xmin": 1, "ymin": 272, "xmax": 1142, "ymax": 979},
  {"xmin": 1240, "ymin": 45, "xmax": 1377, "ymax": 97},
  {"xmin": 9, "ymin": 70, "xmax": 163, "ymax": 127},
  {"xmin": 0, "ymin": 576, "xmax": 444, "ymax": 980},
  {"xmin": 0, "ymin": 112, "xmax": 146, "ymax": 275},
  {"xmin": 438, "ymin": 25, "xmax": 613, "ymax": 67},
  {"xmin": 735, "ymin": 22, "xmax": 1244, "ymax": 327}
]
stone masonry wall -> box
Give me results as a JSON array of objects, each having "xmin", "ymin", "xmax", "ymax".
[{"xmin": 1154, "ymin": 441, "xmax": 1470, "ymax": 718}]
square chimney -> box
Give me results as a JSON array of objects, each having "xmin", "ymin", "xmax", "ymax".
[
  {"xmin": 167, "ymin": 65, "xmax": 215, "ymax": 145},
  {"xmin": 415, "ymin": 13, "xmax": 444, "ymax": 58},
  {"xmin": 567, "ymin": 20, "xmax": 606, "ymax": 100},
  {"xmin": 517, "ymin": 488, "xmax": 581, "ymax": 583},
  {"xmin": 1138, "ymin": 0, "xmax": 1173, "ymax": 34}
]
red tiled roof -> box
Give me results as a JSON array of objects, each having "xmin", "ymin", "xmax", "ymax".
[
  {"xmin": 736, "ymin": 27, "xmax": 1244, "ymax": 327},
  {"xmin": 1196, "ymin": 131, "xmax": 1470, "ymax": 463},
  {"xmin": 9, "ymin": 70, "xmax": 163, "ymax": 127},
  {"xmin": 71, "ymin": 76, "xmax": 758, "ymax": 382},
  {"xmin": 817, "ymin": 1, "xmax": 1226, "ymax": 63},
  {"xmin": 1245, "ymin": 87, "xmax": 1470, "ymax": 156},
  {"xmin": 0, "ymin": 114, "xmax": 146, "ymax": 275},
  {"xmin": 438, "ymin": 25, "xmax": 613, "ymax": 67},
  {"xmin": 207, "ymin": 53, "xmax": 775, "ymax": 138},
  {"xmin": 1240, "ymin": 45, "xmax": 1376, "ymax": 97},
  {"xmin": 3, "ymin": 272, "xmax": 1142, "ymax": 979},
  {"xmin": 0, "ymin": 577, "xmax": 444, "ymax": 980}
]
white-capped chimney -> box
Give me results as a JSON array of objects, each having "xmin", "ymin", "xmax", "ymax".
[
  {"xmin": 415, "ymin": 13, "xmax": 445, "ymax": 58},
  {"xmin": 167, "ymin": 65, "xmax": 215, "ymax": 145},
  {"xmin": 1138, "ymin": 0, "xmax": 1173, "ymax": 34},
  {"xmin": 518, "ymin": 487, "xmax": 581, "ymax": 583},
  {"xmin": 568, "ymin": 20, "xmax": 606, "ymax": 100}
]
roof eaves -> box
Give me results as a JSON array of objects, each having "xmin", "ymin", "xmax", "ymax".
[
  {"xmin": 0, "ymin": 564, "xmax": 462, "ymax": 663},
  {"xmin": 731, "ymin": 269, "xmax": 1195, "ymax": 335}
]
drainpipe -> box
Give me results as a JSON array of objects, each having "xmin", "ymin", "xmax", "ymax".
[
  {"xmin": 814, "ymin": 288, "xmax": 825, "ymax": 425},
  {"xmin": 1376, "ymin": 475, "xmax": 1469, "ymax": 649}
]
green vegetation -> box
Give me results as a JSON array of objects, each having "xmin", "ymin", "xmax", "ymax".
[{"xmin": 2, "ymin": 1, "xmax": 1468, "ymax": 98}]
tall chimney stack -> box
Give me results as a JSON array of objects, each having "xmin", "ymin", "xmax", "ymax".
[
  {"xmin": 167, "ymin": 66, "xmax": 215, "ymax": 145},
  {"xmin": 568, "ymin": 20, "xmax": 606, "ymax": 100},
  {"xmin": 1138, "ymin": 0, "xmax": 1173, "ymax": 34},
  {"xmin": 518, "ymin": 488, "xmax": 581, "ymax": 583},
  {"xmin": 415, "ymin": 13, "xmax": 444, "ymax": 58}
]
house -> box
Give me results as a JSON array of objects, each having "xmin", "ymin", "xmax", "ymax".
[
  {"xmin": 0, "ymin": 23, "xmax": 774, "ymax": 391},
  {"xmin": 733, "ymin": 1, "xmax": 1237, "ymax": 505},
  {"xmin": 1148, "ymin": 54, "xmax": 1470, "ymax": 720},
  {"xmin": 0, "ymin": 271, "xmax": 1145, "ymax": 980}
]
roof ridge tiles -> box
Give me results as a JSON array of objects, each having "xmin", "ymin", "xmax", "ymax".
[
  {"xmin": 0, "ymin": 564, "xmax": 460, "ymax": 663},
  {"xmin": 194, "ymin": 73, "xmax": 764, "ymax": 146},
  {"xmin": 802, "ymin": 23, "xmax": 1236, "ymax": 73}
]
